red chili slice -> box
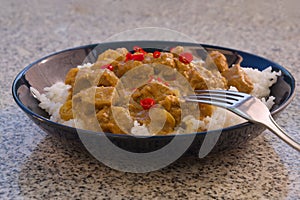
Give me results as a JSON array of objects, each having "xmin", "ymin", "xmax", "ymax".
[
  {"xmin": 132, "ymin": 53, "xmax": 144, "ymax": 61},
  {"xmin": 153, "ymin": 51, "xmax": 161, "ymax": 58},
  {"xmin": 106, "ymin": 65, "xmax": 114, "ymax": 71},
  {"xmin": 140, "ymin": 98, "xmax": 155, "ymax": 110},
  {"xmin": 100, "ymin": 64, "xmax": 114, "ymax": 71},
  {"xmin": 133, "ymin": 46, "xmax": 146, "ymax": 54},
  {"xmin": 179, "ymin": 52, "xmax": 193, "ymax": 64},
  {"xmin": 125, "ymin": 52, "xmax": 133, "ymax": 61},
  {"xmin": 133, "ymin": 46, "xmax": 141, "ymax": 52}
]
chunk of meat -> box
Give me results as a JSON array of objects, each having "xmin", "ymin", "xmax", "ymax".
[
  {"xmin": 131, "ymin": 82, "xmax": 176, "ymax": 102},
  {"xmin": 207, "ymin": 51, "xmax": 229, "ymax": 72},
  {"xmin": 115, "ymin": 47, "xmax": 129, "ymax": 56},
  {"xmin": 129, "ymin": 82, "xmax": 181, "ymax": 132},
  {"xmin": 91, "ymin": 59, "xmax": 119, "ymax": 71},
  {"xmin": 187, "ymin": 66, "xmax": 227, "ymax": 90},
  {"xmin": 153, "ymin": 52, "xmax": 176, "ymax": 68},
  {"xmin": 111, "ymin": 106, "xmax": 133, "ymax": 133},
  {"xmin": 143, "ymin": 52, "xmax": 175, "ymax": 68},
  {"xmin": 154, "ymin": 64, "xmax": 178, "ymax": 81},
  {"xmin": 198, "ymin": 103, "xmax": 215, "ymax": 119},
  {"xmin": 59, "ymin": 100, "xmax": 73, "ymax": 121},
  {"xmin": 97, "ymin": 69, "xmax": 119, "ymax": 87},
  {"xmin": 97, "ymin": 49, "xmax": 127, "ymax": 62},
  {"xmin": 170, "ymin": 46, "xmax": 184, "ymax": 56},
  {"xmin": 174, "ymin": 58, "xmax": 192, "ymax": 77},
  {"xmin": 65, "ymin": 68, "xmax": 79, "ymax": 87},
  {"xmin": 72, "ymin": 86, "xmax": 116, "ymax": 112},
  {"xmin": 72, "ymin": 68, "xmax": 101, "ymax": 94},
  {"xmin": 92, "ymin": 48, "xmax": 128, "ymax": 73},
  {"xmin": 115, "ymin": 60, "xmax": 143, "ymax": 77},
  {"xmin": 148, "ymin": 107, "xmax": 176, "ymax": 135},
  {"xmin": 94, "ymin": 87, "xmax": 115, "ymax": 109},
  {"xmin": 159, "ymin": 95, "xmax": 181, "ymax": 125},
  {"xmin": 222, "ymin": 64, "xmax": 254, "ymax": 93},
  {"xmin": 96, "ymin": 106, "xmax": 128, "ymax": 134},
  {"xmin": 66, "ymin": 89, "xmax": 73, "ymax": 101},
  {"xmin": 143, "ymin": 53, "xmax": 154, "ymax": 63},
  {"xmin": 187, "ymin": 68, "xmax": 209, "ymax": 90}
]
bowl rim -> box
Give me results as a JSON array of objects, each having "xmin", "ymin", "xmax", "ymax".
[{"xmin": 12, "ymin": 41, "xmax": 296, "ymax": 139}]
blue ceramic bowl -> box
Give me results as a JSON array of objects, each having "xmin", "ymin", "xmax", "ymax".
[{"xmin": 12, "ymin": 41, "xmax": 295, "ymax": 156}]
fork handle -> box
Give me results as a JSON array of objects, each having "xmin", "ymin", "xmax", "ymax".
[{"xmin": 265, "ymin": 115, "xmax": 300, "ymax": 151}]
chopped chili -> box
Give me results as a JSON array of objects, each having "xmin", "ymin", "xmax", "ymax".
[
  {"xmin": 153, "ymin": 51, "xmax": 161, "ymax": 58},
  {"xmin": 125, "ymin": 52, "xmax": 133, "ymax": 61},
  {"xmin": 133, "ymin": 46, "xmax": 147, "ymax": 54},
  {"xmin": 100, "ymin": 64, "xmax": 114, "ymax": 71},
  {"xmin": 179, "ymin": 52, "xmax": 193, "ymax": 64},
  {"xmin": 140, "ymin": 98, "xmax": 155, "ymax": 110},
  {"xmin": 132, "ymin": 53, "xmax": 144, "ymax": 61}
]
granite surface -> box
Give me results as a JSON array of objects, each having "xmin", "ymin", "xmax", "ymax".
[{"xmin": 1, "ymin": 0, "xmax": 299, "ymax": 199}]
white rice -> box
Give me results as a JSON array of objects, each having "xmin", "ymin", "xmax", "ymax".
[
  {"xmin": 130, "ymin": 121, "xmax": 150, "ymax": 136},
  {"xmin": 244, "ymin": 66, "xmax": 281, "ymax": 98},
  {"xmin": 31, "ymin": 65, "xmax": 281, "ymax": 134},
  {"xmin": 77, "ymin": 62, "xmax": 93, "ymax": 69},
  {"xmin": 30, "ymin": 82, "xmax": 72, "ymax": 124}
]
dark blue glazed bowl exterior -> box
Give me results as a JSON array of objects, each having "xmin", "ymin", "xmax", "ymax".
[{"xmin": 12, "ymin": 41, "xmax": 295, "ymax": 156}]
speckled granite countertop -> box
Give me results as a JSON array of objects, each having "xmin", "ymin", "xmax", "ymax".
[{"xmin": 1, "ymin": 0, "xmax": 299, "ymax": 199}]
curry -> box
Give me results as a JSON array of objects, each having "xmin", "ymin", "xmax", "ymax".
[{"xmin": 59, "ymin": 46, "xmax": 254, "ymax": 135}]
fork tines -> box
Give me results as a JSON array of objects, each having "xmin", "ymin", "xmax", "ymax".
[
  {"xmin": 185, "ymin": 90, "xmax": 251, "ymax": 107},
  {"xmin": 194, "ymin": 89, "xmax": 247, "ymax": 97}
]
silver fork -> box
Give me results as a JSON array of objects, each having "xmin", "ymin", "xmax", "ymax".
[{"xmin": 184, "ymin": 90, "xmax": 300, "ymax": 151}]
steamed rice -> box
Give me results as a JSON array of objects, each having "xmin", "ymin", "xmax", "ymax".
[{"xmin": 30, "ymin": 65, "xmax": 281, "ymax": 135}]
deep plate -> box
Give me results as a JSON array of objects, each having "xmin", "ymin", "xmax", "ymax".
[{"xmin": 12, "ymin": 41, "xmax": 295, "ymax": 156}]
